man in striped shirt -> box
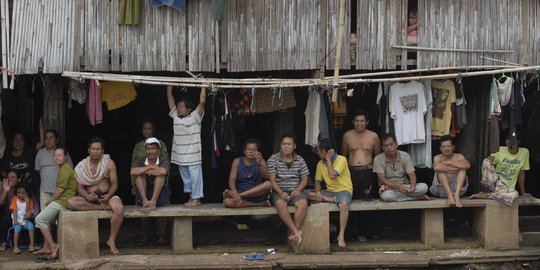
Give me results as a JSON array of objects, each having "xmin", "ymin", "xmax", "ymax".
[
  {"xmin": 268, "ymin": 134, "xmax": 309, "ymax": 244},
  {"xmin": 167, "ymin": 85, "xmax": 206, "ymax": 207}
]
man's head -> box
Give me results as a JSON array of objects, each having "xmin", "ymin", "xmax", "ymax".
[
  {"xmin": 352, "ymin": 110, "xmax": 369, "ymax": 132},
  {"xmin": 53, "ymin": 146, "xmax": 68, "ymax": 165},
  {"xmin": 279, "ymin": 133, "xmax": 296, "ymax": 156},
  {"xmin": 15, "ymin": 182, "xmax": 31, "ymax": 201},
  {"xmin": 505, "ymin": 130, "xmax": 521, "ymax": 153},
  {"xmin": 381, "ymin": 133, "xmax": 398, "ymax": 156},
  {"xmin": 44, "ymin": 129, "xmax": 59, "ymax": 149},
  {"xmin": 439, "ymin": 135, "xmax": 455, "ymax": 156},
  {"xmin": 11, "ymin": 133, "xmax": 26, "ymax": 151},
  {"xmin": 87, "ymin": 137, "xmax": 105, "ymax": 160},
  {"xmin": 243, "ymin": 139, "xmax": 260, "ymax": 159},
  {"xmin": 316, "ymin": 138, "xmax": 333, "ymax": 160},
  {"xmin": 141, "ymin": 121, "xmax": 156, "ymax": 139},
  {"xmin": 176, "ymin": 99, "xmax": 195, "ymax": 118},
  {"xmin": 145, "ymin": 137, "xmax": 161, "ymax": 160}
]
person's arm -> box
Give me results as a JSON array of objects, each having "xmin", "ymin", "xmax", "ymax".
[
  {"xmin": 45, "ymin": 187, "xmax": 65, "ymax": 206},
  {"xmin": 373, "ymin": 135, "xmax": 382, "ymax": 156},
  {"xmin": 146, "ymin": 165, "xmax": 167, "ymax": 176},
  {"xmin": 407, "ymin": 172, "xmax": 417, "ymax": 193},
  {"xmin": 255, "ymin": 152, "xmax": 269, "ymax": 180},
  {"xmin": 341, "ymin": 134, "xmax": 349, "ymax": 158},
  {"xmin": 227, "ymin": 158, "xmax": 242, "ymax": 203},
  {"xmin": 518, "ymin": 170, "xmax": 531, "ymax": 197},
  {"xmin": 445, "ymin": 154, "xmax": 471, "ymax": 170},
  {"xmin": 197, "ymin": 86, "xmax": 207, "ymax": 116},
  {"xmin": 0, "ymin": 181, "xmax": 9, "ymax": 204},
  {"xmin": 131, "ymin": 166, "xmax": 150, "ymax": 176},
  {"xmin": 269, "ymin": 174, "xmax": 288, "ymax": 200},
  {"xmin": 407, "ymin": 23, "xmax": 418, "ymax": 32},
  {"xmin": 102, "ymin": 160, "xmax": 119, "ymax": 201},
  {"xmin": 325, "ymin": 150, "xmax": 338, "ymax": 179},
  {"xmin": 166, "ymin": 85, "xmax": 175, "ymax": 111},
  {"xmin": 375, "ymin": 172, "xmax": 402, "ymax": 190},
  {"xmin": 433, "ymin": 155, "xmax": 454, "ymax": 173},
  {"xmin": 35, "ymin": 118, "xmax": 44, "ymax": 151},
  {"xmin": 292, "ymin": 175, "xmax": 308, "ymax": 198},
  {"xmin": 314, "ymin": 180, "xmax": 322, "ymax": 200}
]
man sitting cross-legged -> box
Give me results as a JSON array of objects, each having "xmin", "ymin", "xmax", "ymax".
[
  {"xmin": 307, "ymin": 138, "xmax": 353, "ymax": 248},
  {"xmin": 67, "ymin": 137, "xmax": 124, "ymax": 254},
  {"xmin": 223, "ymin": 139, "xmax": 272, "ymax": 208}
]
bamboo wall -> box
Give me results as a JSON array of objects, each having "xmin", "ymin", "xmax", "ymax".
[{"xmin": 5, "ymin": 0, "xmax": 540, "ymax": 74}]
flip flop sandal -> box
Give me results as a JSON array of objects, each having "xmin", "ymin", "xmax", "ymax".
[
  {"xmin": 34, "ymin": 255, "xmax": 48, "ymax": 263},
  {"xmin": 243, "ymin": 254, "xmax": 255, "ymax": 261},
  {"xmin": 254, "ymin": 253, "xmax": 265, "ymax": 260}
]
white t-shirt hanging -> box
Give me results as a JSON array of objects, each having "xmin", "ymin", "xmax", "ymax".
[{"xmin": 389, "ymin": 81, "xmax": 427, "ymax": 145}]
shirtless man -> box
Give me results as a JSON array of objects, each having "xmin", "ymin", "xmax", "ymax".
[
  {"xmin": 430, "ymin": 135, "xmax": 470, "ymax": 207},
  {"xmin": 66, "ymin": 137, "xmax": 124, "ymax": 254},
  {"xmin": 341, "ymin": 110, "xmax": 381, "ymax": 199}
]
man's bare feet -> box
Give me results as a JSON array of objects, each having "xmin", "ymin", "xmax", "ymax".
[
  {"xmin": 469, "ymin": 192, "xmax": 488, "ymax": 199},
  {"xmin": 454, "ymin": 194, "xmax": 463, "ymax": 208},
  {"xmin": 259, "ymin": 200, "xmax": 271, "ymax": 207},
  {"xmin": 140, "ymin": 202, "xmax": 156, "ymax": 213},
  {"xmin": 32, "ymin": 249, "xmax": 50, "ymax": 255},
  {"xmin": 447, "ymin": 196, "xmax": 456, "ymax": 207},
  {"xmin": 186, "ymin": 199, "xmax": 202, "ymax": 207},
  {"xmin": 48, "ymin": 244, "xmax": 59, "ymax": 259},
  {"xmin": 184, "ymin": 198, "xmax": 193, "ymax": 206},
  {"xmin": 417, "ymin": 195, "xmax": 430, "ymax": 201},
  {"xmin": 106, "ymin": 239, "xmax": 119, "ymax": 254},
  {"xmin": 294, "ymin": 231, "xmax": 302, "ymax": 244},
  {"xmin": 223, "ymin": 189, "xmax": 232, "ymax": 199},
  {"xmin": 337, "ymin": 234, "xmax": 346, "ymax": 247}
]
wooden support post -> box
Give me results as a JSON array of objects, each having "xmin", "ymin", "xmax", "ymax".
[{"xmin": 332, "ymin": 0, "xmax": 346, "ymax": 102}]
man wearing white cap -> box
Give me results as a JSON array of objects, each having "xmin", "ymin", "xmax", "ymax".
[{"xmin": 131, "ymin": 137, "xmax": 171, "ymax": 213}]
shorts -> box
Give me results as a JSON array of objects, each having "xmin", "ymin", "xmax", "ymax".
[
  {"xmin": 430, "ymin": 173, "xmax": 469, "ymax": 198},
  {"xmin": 349, "ymin": 165, "xmax": 376, "ymax": 199},
  {"xmin": 320, "ymin": 189, "xmax": 352, "ymax": 205},
  {"xmin": 270, "ymin": 191, "xmax": 308, "ymax": 206},
  {"xmin": 13, "ymin": 221, "xmax": 34, "ymax": 233}
]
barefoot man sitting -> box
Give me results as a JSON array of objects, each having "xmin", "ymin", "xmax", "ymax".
[
  {"xmin": 430, "ymin": 135, "xmax": 470, "ymax": 207},
  {"xmin": 223, "ymin": 139, "xmax": 271, "ymax": 208},
  {"xmin": 307, "ymin": 138, "xmax": 353, "ymax": 247},
  {"xmin": 67, "ymin": 137, "xmax": 124, "ymax": 254}
]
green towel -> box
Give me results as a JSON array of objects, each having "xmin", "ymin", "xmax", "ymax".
[{"xmin": 118, "ymin": 0, "xmax": 141, "ymax": 25}]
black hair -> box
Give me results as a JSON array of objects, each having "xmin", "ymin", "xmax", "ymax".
[
  {"xmin": 44, "ymin": 129, "xmax": 59, "ymax": 139},
  {"xmin": 177, "ymin": 99, "xmax": 196, "ymax": 111},
  {"xmin": 54, "ymin": 146, "xmax": 68, "ymax": 156},
  {"xmin": 14, "ymin": 182, "xmax": 31, "ymax": 197},
  {"xmin": 244, "ymin": 139, "xmax": 260, "ymax": 150},
  {"xmin": 318, "ymin": 138, "xmax": 334, "ymax": 152},
  {"xmin": 352, "ymin": 110, "xmax": 370, "ymax": 122},
  {"xmin": 381, "ymin": 133, "xmax": 396, "ymax": 144},
  {"xmin": 280, "ymin": 133, "xmax": 296, "ymax": 144},
  {"xmin": 88, "ymin": 136, "xmax": 106, "ymax": 149},
  {"xmin": 6, "ymin": 169, "xmax": 19, "ymax": 179},
  {"xmin": 439, "ymin": 135, "xmax": 454, "ymax": 146}
]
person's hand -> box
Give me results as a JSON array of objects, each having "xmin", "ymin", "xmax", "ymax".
[
  {"xmin": 99, "ymin": 194, "xmax": 111, "ymax": 203},
  {"xmin": 408, "ymin": 185, "xmax": 415, "ymax": 193},
  {"xmin": 24, "ymin": 212, "xmax": 33, "ymax": 220},
  {"xmin": 280, "ymin": 192, "xmax": 291, "ymax": 201},
  {"xmin": 86, "ymin": 193, "xmax": 98, "ymax": 202},
  {"xmin": 255, "ymin": 152, "xmax": 263, "ymax": 165},
  {"xmin": 290, "ymin": 189, "xmax": 301, "ymax": 199},
  {"xmin": 379, "ymin": 185, "xmax": 388, "ymax": 193},
  {"xmin": 326, "ymin": 149, "xmax": 335, "ymax": 160},
  {"xmin": 231, "ymin": 190, "xmax": 242, "ymax": 205},
  {"xmin": 23, "ymin": 193, "xmax": 29, "ymax": 202},
  {"xmin": 398, "ymin": 185, "xmax": 409, "ymax": 194},
  {"xmin": 2, "ymin": 178, "xmax": 9, "ymax": 192},
  {"xmin": 315, "ymin": 192, "xmax": 323, "ymax": 201}
]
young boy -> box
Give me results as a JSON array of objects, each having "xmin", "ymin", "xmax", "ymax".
[{"xmin": 9, "ymin": 182, "xmax": 36, "ymax": 254}]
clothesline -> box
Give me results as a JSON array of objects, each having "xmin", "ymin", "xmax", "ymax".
[{"xmin": 62, "ymin": 65, "xmax": 540, "ymax": 89}]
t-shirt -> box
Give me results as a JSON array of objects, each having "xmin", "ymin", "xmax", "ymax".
[
  {"xmin": 373, "ymin": 150, "xmax": 415, "ymax": 186},
  {"xmin": 431, "ymin": 80, "xmax": 456, "ymax": 136},
  {"xmin": 1, "ymin": 149, "xmax": 35, "ymax": 179},
  {"xmin": 267, "ymin": 153, "xmax": 309, "ymax": 193},
  {"xmin": 389, "ymin": 81, "xmax": 427, "ymax": 145},
  {"xmin": 133, "ymin": 155, "xmax": 170, "ymax": 183},
  {"xmin": 9, "ymin": 197, "xmax": 33, "ymax": 225},
  {"xmin": 35, "ymin": 148, "xmax": 73, "ymax": 193},
  {"xmin": 493, "ymin": 146, "xmax": 530, "ymax": 190},
  {"xmin": 169, "ymin": 107, "xmax": 203, "ymax": 166},
  {"xmin": 314, "ymin": 155, "xmax": 353, "ymax": 194},
  {"xmin": 55, "ymin": 163, "xmax": 77, "ymax": 208}
]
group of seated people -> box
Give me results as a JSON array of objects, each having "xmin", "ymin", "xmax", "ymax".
[{"xmin": 0, "ymin": 117, "xmax": 531, "ymax": 259}]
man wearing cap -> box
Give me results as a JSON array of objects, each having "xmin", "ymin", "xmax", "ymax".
[
  {"xmin": 131, "ymin": 137, "xmax": 171, "ymax": 214},
  {"xmin": 66, "ymin": 137, "xmax": 124, "ymax": 254}
]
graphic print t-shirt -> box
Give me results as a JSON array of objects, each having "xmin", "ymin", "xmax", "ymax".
[
  {"xmin": 493, "ymin": 146, "xmax": 530, "ymax": 190},
  {"xmin": 389, "ymin": 81, "xmax": 427, "ymax": 145},
  {"xmin": 431, "ymin": 80, "xmax": 456, "ymax": 136}
]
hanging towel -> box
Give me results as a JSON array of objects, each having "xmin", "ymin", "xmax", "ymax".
[
  {"xmin": 86, "ymin": 80, "xmax": 103, "ymax": 126},
  {"xmin": 497, "ymin": 77, "xmax": 514, "ymax": 106},
  {"xmin": 305, "ymin": 89, "xmax": 321, "ymax": 147},
  {"xmin": 100, "ymin": 81, "xmax": 137, "ymax": 111},
  {"xmin": 151, "ymin": 0, "xmax": 186, "ymax": 11},
  {"xmin": 118, "ymin": 0, "xmax": 141, "ymax": 25}
]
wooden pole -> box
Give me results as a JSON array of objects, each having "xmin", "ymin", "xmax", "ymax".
[
  {"xmin": 393, "ymin": 45, "xmax": 515, "ymax": 54},
  {"xmin": 332, "ymin": 0, "xmax": 346, "ymax": 102},
  {"xmin": 325, "ymin": 65, "xmax": 516, "ymax": 79}
]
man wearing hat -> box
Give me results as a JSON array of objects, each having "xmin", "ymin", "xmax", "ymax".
[{"xmin": 131, "ymin": 137, "xmax": 171, "ymax": 214}]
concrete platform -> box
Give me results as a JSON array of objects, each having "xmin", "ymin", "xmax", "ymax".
[{"xmin": 1, "ymin": 248, "xmax": 540, "ymax": 269}]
